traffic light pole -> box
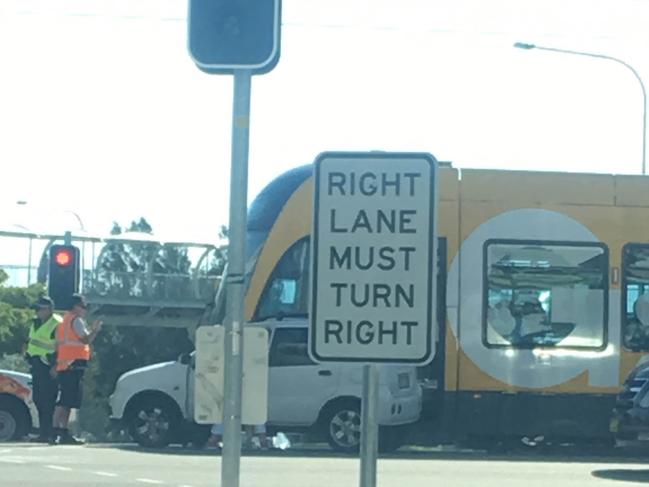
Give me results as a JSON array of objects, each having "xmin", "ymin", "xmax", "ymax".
[{"xmin": 222, "ymin": 69, "xmax": 252, "ymax": 487}]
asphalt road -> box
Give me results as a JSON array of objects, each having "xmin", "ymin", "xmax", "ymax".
[{"xmin": 2, "ymin": 442, "xmax": 649, "ymax": 487}]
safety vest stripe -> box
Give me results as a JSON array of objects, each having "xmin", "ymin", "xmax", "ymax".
[{"xmin": 29, "ymin": 338, "xmax": 55, "ymax": 351}]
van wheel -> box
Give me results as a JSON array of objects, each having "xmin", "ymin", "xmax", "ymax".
[
  {"xmin": 321, "ymin": 399, "xmax": 361, "ymax": 454},
  {"xmin": 126, "ymin": 395, "xmax": 180, "ymax": 448},
  {"xmin": 0, "ymin": 396, "xmax": 30, "ymax": 441}
]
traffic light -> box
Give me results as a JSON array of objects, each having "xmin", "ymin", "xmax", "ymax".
[
  {"xmin": 188, "ymin": 0, "xmax": 281, "ymax": 74},
  {"xmin": 48, "ymin": 244, "xmax": 80, "ymax": 311}
]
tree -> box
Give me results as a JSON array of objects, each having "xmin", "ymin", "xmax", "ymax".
[
  {"xmin": 206, "ymin": 225, "xmax": 228, "ymax": 277},
  {"xmin": 94, "ymin": 218, "xmax": 196, "ymax": 300},
  {"xmin": 0, "ymin": 268, "xmax": 45, "ymax": 371}
]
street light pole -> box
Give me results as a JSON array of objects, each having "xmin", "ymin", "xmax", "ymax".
[
  {"xmin": 16, "ymin": 201, "xmax": 86, "ymax": 231},
  {"xmin": 514, "ymin": 42, "xmax": 647, "ymax": 175}
]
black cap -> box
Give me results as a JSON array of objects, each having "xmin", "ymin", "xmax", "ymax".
[
  {"xmin": 32, "ymin": 296, "xmax": 54, "ymax": 310},
  {"xmin": 69, "ymin": 293, "xmax": 88, "ymax": 310}
]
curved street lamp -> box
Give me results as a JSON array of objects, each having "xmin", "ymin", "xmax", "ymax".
[
  {"xmin": 15, "ymin": 200, "xmax": 86, "ymax": 231},
  {"xmin": 514, "ymin": 42, "xmax": 647, "ymax": 175}
]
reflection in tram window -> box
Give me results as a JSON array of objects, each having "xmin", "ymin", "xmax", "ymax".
[
  {"xmin": 484, "ymin": 240, "xmax": 608, "ymax": 349},
  {"xmin": 255, "ymin": 238, "xmax": 310, "ymax": 320},
  {"xmin": 623, "ymin": 245, "xmax": 649, "ymax": 350}
]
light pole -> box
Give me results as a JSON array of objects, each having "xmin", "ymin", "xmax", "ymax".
[
  {"xmin": 16, "ymin": 200, "xmax": 86, "ymax": 232},
  {"xmin": 514, "ymin": 42, "xmax": 647, "ymax": 175}
]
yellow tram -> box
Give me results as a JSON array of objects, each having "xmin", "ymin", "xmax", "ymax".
[{"xmin": 240, "ymin": 163, "xmax": 649, "ymax": 445}]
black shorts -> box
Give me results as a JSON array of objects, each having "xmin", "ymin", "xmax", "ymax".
[{"xmin": 57, "ymin": 369, "xmax": 85, "ymax": 409}]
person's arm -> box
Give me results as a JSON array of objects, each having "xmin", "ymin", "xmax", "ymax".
[
  {"xmin": 74, "ymin": 318, "xmax": 102, "ymax": 344},
  {"xmin": 83, "ymin": 320, "xmax": 103, "ymax": 344}
]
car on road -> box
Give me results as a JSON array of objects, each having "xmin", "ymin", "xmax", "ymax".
[
  {"xmin": 0, "ymin": 369, "xmax": 37, "ymax": 442},
  {"xmin": 109, "ymin": 320, "xmax": 422, "ymax": 453},
  {"xmin": 610, "ymin": 357, "xmax": 649, "ymax": 442}
]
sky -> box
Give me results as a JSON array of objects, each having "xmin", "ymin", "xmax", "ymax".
[{"xmin": 1, "ymin": 0, "xmax": 648, "ymax": 245}]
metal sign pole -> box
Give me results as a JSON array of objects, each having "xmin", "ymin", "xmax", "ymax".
[
  {"xmin": 359, "ymin": 364, "xmax": 379, "ymax": 487},
  {"xmin": 221, "ymin": 69, "xmax": 252, "ymax": 487}
]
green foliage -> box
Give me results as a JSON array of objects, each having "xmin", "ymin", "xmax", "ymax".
[
  {"xmin": 0, "ymin": 269, "xmax": 45, "ymax": 358},
  {"xmin": 0, "ymin": 353, "xmax": 29, "ymax": 373},
  {"xmin": 94, "ymin": 218, "xmax": 198, "ymax": 299},
  {"xmin": 207, "ymin": 225, "xmax": 229, "ymax": 277}
]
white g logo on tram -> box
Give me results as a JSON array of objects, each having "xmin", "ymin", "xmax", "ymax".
[{"xmin": 446, "ymin": 208, "xmax": 620, "ymax": 389}]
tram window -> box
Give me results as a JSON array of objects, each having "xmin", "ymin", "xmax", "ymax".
[
  {"xmin": 623, "ymin": 245, "xmax": 649, "ymax": 350},
  {"xmin": 255, "ymin": 238, "xmax": 310, "ymax": 320},
  {"xmin": 484, "ymin": 240, "xmax": 608, "ymax": 349},
  {"xmin": 269, "ymin": 328, "xmax": 315, "ymax": 367}
]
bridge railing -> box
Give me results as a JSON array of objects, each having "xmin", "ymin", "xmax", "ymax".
[
  {"xmin": 83, "ymin": 270, "xmax": 221, "ymax": 307},
  {"xmin": 0, "ymin": 229, "xmax": 224, "ymax": 311}
]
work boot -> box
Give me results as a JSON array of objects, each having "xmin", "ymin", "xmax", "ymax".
[
  {"xmin": 50, "ymin": 429, "xmax": 85, "ymax": 446},
  {"xmin": 205, "ymin": 434, "xmax": 222, "ymax": 452},
  {"xmin": 48, "ymin": 428, "xmax": 63, "ymax": 445},
  {"xmin": 58, "ymin": 434, "xmax": 85, "ymax": 445}
]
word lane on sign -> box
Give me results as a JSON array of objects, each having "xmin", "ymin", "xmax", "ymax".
[{"xmin": 310, "ymin": 152, "xmax": 437, "ymax": 364}]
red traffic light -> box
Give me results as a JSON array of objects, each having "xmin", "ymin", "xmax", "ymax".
[
  {"xmin": 48, "ymin": 244, "xmax": 80, "ymax": 309},
  {"xmin": 54, "ymin": 249, "xmax": 73, "ymax": 267}
]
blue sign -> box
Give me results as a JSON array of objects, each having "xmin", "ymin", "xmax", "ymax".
[{"xmin": 188, "ymin": 0, "xmax": 281, "ymax": 74}]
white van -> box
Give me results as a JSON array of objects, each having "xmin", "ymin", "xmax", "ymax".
[
  {"xmin": 109, "ymin": 319, "xmax": 422, "ymax": 453},
  {"xmin": 0, "ymin": 369, "xmax": 38, "ymax": 441}
]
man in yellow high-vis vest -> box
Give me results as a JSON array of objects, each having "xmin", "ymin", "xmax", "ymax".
[{"xmin": 25, "ymin": 296, "xmax": 62, "ymax": 442}]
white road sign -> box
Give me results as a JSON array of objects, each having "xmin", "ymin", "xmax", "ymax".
[
  {"xmin": 194, "ymin": 325, "xmax": 269, "ymax": 425},
  {"xmin": 310, "ymin": 152, "xmax": 437, "ymax": 364}
]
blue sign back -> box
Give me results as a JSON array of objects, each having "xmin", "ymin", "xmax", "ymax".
[{"xmin": 188, "ymin": 0, "xmax": 281, "ymax": 74}]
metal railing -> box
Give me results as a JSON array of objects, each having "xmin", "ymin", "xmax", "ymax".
[
  {"xmin": 83, "ymin": 270, "xmax": 221, "ymax": 307},
  {"xmin": 1, "ymin": 229, "xmax": 224, "ymax": 311}
]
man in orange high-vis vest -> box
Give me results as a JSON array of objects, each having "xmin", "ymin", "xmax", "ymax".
[{"xmin": 50, "ymin": 294, "xmax": 102, "ymax": 445}]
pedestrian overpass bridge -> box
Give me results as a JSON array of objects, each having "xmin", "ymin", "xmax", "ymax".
[{"xmin": 0, "ymin": 229, "xmax": 223, "ymax": 331}]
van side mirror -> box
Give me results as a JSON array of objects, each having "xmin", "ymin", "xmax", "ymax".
[{"xmin": 178, "ymin": 352, "xmax": 191, "ymax": 365}]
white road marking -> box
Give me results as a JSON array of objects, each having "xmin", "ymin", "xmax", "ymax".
[
  {"xmin": 0, "ymin": 458, "xmax": 26, "ymax": 464},
  {"xmin": 179, "ymin": 484, "xmax": 196, "ymax": 487},
  {"xmin": 136, "ymin": 479, "xmax": 165, "ymax": 485},
  {"xmin": 0, "ymin": 448, "xmax": 12, "ymax": 454},
  {"xmin": 93, "ymin": 471, "xmax": 119, "ymax": 477},
  {"xmin": 47, "ymin": 465, "xmax": 73, "ymax": 471}
]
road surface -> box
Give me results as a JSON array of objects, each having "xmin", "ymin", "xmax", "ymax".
[{"xmin": 1, "ymin": 442, "xmax": 649, "ymax": 486}]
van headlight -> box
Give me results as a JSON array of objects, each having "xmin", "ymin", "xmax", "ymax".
[{"xmin": 398, "ymin": 372, "xmax": 410, "ymax": 389}]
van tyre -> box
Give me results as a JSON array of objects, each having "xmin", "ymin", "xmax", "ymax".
[
  {"xmin": 321, "ymin": 399, "xmax": 362, "ymax": 454},
  {"xmin": 0, "ymin": 396, "xmax": 30, "ymax": 442},
  {"xmin": 125, "ymin": 395, "xmax": 181, "ymax": 448}
]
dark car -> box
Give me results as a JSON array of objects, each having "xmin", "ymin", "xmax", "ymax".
[{"xmin": 611, "ymin": 359, "xmax": 649, "ymax": 441}]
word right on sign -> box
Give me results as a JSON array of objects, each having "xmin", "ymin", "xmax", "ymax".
[{"xmin": 310, "ymin": 152, "xmax": 438, "ymax": 364}]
